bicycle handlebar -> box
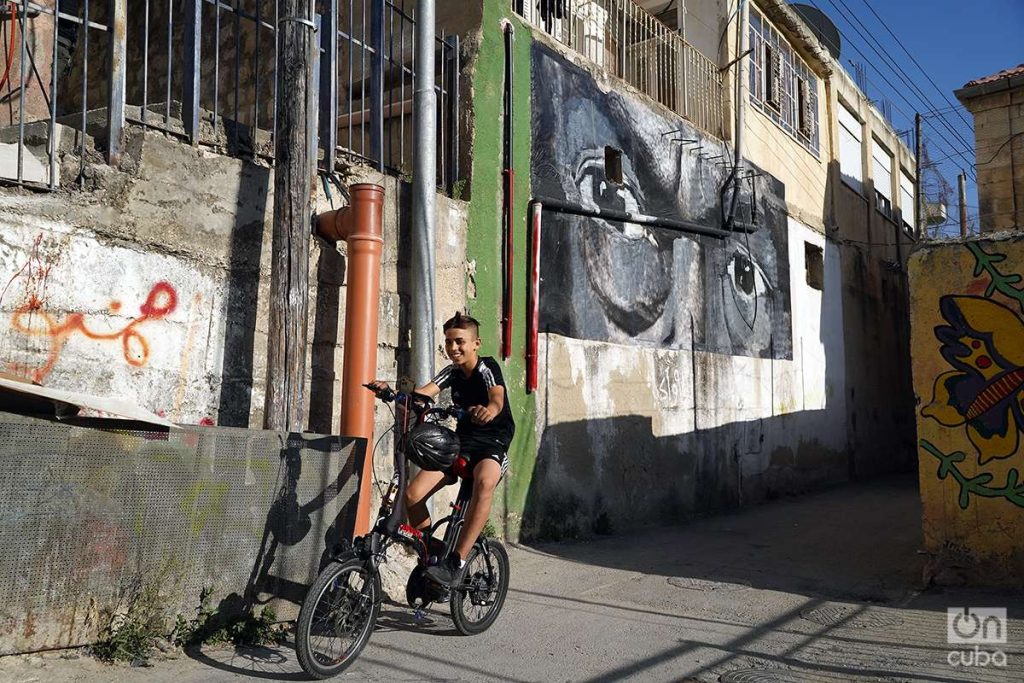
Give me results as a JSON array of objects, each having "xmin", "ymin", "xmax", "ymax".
[{"xmin": 361, "ymin": 383, "xmax": 464, "ymax": 422}]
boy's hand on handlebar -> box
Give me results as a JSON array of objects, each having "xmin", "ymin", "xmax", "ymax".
[
  {"xmin": 468, "ymin": 404, "xmax": 497, "ymax": 425},
  {"xmin": 366, "ymin": 380, "xmax": 391, "ymax": 393}
]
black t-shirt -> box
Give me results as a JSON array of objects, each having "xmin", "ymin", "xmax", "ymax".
[{"xmin": 432, "ymin": 356, "xmax": 515, "ymax": 450}]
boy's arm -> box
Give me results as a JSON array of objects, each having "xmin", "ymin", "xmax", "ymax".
[
  {"xmin": 366, "ymin": 379, "xmax": 441, "ymax": 399},
  {"xmin": 413, "ymin": 382, "xmax": 441, "ymax": 399},
  {"xmin": 468, "ymin": 385, "xmax": 505, "ymax": 425}
]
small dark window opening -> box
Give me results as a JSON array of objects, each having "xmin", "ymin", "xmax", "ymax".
[
  {"xmin": 765, "ymin": 45, "xmax": 781, "ymax": 110},
  {"xmin": 734, "ymin": 253, "xmax": 755, "ymax": 294},
  {"xmin": 805, "ymin": 242, "xmax": 824, "ymax": 290},
  {"xmin": 605, "ymin": 146, "xmax": 623, "ymax": 185},
  {"xmin": 797, "ymin": 78, "xmax": 812, "ymax": 138}
]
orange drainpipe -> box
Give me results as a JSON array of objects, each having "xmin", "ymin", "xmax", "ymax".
[{"xmin": 316, "ymin": 183, "xmax": 385, "ymax": 537}]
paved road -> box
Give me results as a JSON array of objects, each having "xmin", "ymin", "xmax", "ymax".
[{"xmin": 3, "ymin": 476, "xmax": 1022, "ymax": 682}]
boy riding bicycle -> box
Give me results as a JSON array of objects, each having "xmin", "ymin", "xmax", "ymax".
[{"xmin": 369, "ymin": 311, "xmax": 515, "ymax": 587}]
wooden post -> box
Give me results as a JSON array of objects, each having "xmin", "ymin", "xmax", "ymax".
[
  {"xmin": 265, "ymin": 0, "xmax": 316, "ymax": 432},
  {"xmin": 959, "ymin": 171, "xmax": 969, "ymax": 238},
  {"xmin": 914, "ymin": 112, "xmax": 923, "ymax": 239}
]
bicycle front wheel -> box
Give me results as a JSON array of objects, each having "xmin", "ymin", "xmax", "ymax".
[
  {"xmin": 296, "ymin": 558, "xmax": 380, "ymax": 679},
  {"xmin": 450, "ymin": 539, "xmax": 510, "ymax": 635}
]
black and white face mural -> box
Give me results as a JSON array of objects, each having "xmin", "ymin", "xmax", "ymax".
[{"xmin": 532, "ymin": 43, "xmax": 792, "ymax": 359}]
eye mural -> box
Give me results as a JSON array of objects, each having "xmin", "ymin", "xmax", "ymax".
[
  {"xmin": 530, "ymin": 42, "xmax": 792, "ymax": 359},
  {"xmin": 919, "ymin": 242, "xmax": 1024, "ymax": 509}
]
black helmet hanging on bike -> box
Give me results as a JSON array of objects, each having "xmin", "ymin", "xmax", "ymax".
[{"xmin": 405, "ymin": 422, "xmax": 460, "ymax": 471}]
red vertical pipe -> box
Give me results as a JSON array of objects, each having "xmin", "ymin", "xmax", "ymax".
[
  {"xmin": 526, "ymin": 201, "xmax": 542, "ymax": 393},
  {"xmin": 316, "ymin": 183, "xmax": 385, "ymax": 537}
]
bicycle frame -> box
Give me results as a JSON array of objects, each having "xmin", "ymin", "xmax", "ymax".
[{"xmin": 341, "ymin": 389, "xmax": 473, "ymax": 578}]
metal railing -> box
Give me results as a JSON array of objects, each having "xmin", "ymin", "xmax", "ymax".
[
  {"xmin": 514, "ymin": 0, "xmax": 725, "ymax": 139},
  {"xmin": 0, "ymin": 0, "xmax": 461, "ymax": 193}
]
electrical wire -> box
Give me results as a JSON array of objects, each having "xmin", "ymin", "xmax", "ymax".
[
  {"xmin": 975, "ymin": 132, "xmax": 1024, "ymax": 168},
  {"xmin": 370, "ymin": 402, "xmax": 397, "ymax": 498},
  {"xmin": 827, "ymin": 0, "xmax": 976, "ymax": 156},
  {"xmin": 857, "ymin": 0, "xmax": 975, "ymax": 131},
  {"xmin": 802, "ymin": 0, "xmax": 978, "ymax": 181}
]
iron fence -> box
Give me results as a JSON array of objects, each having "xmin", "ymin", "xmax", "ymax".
[
  {"xmin": 0, "ymin": 0, "xmax": 460, "ymax": 193},
  {"xmin": 514, "ymin": 0, "xmax": 725, "ymax": 139}
]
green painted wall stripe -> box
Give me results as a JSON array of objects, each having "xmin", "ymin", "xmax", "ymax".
[{"xmin": 466, "ymin": 1, "xmax": 536, "ymax": 537}]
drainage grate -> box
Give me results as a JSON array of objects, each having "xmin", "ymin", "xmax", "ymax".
[
  {"xmin": 668, "ymin": 576, "xmax": 752, "ymax": 592},
  {"xmin": 799, "ymin": 604, "xmax": 904, "ymax": 629}
]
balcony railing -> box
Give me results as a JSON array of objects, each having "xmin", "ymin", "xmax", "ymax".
[
  {"xmin": 514, "ymin": 0, "xmax": 725, "ymax": 139},
  {"xmin": 0, "ymin": 0, "xmax": 461, "ymax": 194}
]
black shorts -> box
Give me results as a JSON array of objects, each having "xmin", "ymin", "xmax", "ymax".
[{"xmin": 453, "ymin": 434, "xmax": 510, "ymax": 479}]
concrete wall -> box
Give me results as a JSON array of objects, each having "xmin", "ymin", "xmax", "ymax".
[
  {"xmin": 515, "ymin": 30, "xmax": 853, "ymax": 540},
  {"xmin": 524, "ymin": 216, "xmax": 847, "ymax": 538},
  {"xmin": 828, "ymin": 64, "xmax": 917, "ymax": 478},
  {"xmin": 909, "ymin": 233, "xmax": 1024, "ymax": 585},
  {"xmin": 0, "ymin": 126, "xmax": 469, "ymax": 435},
  {"xmin": 959, "ymin": 82, "xmax": 1024, "ymax": 232}
]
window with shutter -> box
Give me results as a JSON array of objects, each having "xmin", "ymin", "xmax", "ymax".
[
  {"xmin": 748, "ymin": 8, "xmax": 819, "ymax": 157},
  {"xmin": 797, "ymin": 79, "xmax": 813, "ymax": 138},
  {"xmin": 765, "ymin": 45, "xmax": 781, "ymax": 109}
]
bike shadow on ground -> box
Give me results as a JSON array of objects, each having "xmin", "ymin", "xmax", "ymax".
[
  {"xmin": 183, "ymin": 639, "xmax": 308, "ymax": 681},
  {"xmin": 373, "ymin": 599, "xmax": 461, "ymax": 637}
]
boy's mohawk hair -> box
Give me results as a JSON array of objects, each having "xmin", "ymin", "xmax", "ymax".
[{"xmin": 443, "ymin": 310, "xmax": 480, "ymax": 335}]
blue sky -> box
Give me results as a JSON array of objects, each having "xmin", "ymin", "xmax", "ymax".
[{"xmin": 804, "ymin": 0, "xmax": 1024, "ymax": 234}]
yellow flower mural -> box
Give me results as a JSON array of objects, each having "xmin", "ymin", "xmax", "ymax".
[{"xmin": 922, "ymin": 296, "xmax": 1024, "ymax": 465}]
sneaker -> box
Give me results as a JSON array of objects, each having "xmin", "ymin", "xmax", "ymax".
[{"xmin": 424, "ymin": 552, "xmax": 461, "ymax": 587}]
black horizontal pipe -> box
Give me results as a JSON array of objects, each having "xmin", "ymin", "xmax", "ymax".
[{"xmin": 533, "ymin": 196, "xmax": 755, "ymax": 238}]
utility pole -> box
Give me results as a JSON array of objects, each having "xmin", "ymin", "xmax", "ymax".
[
  {"xmin": 265, "ymin": 0, "xmax": 316, "ymax": 431},
  {"xmin": 914, "ymin": 112, "xmax": 923, "ymax": 239},
  {"xmin": 959, "ymin": 171, "xmax": 969, "ymax": 238}
]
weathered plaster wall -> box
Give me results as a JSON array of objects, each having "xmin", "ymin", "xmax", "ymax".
[
  {"xmin": 517, "ymin": 36, "xmax": 848, "ymax": 539},
  {"xmin": 910, "ymin": 234, "xmax": 1024, "ymax": 586},
  {"xmin": 0, "ymin": 126, "xmax": 469, "ymax": 439},
  {"xmin": 525, "ymin": 216, "xmax": 847, "ymax": 539},
  {"xmin": 828, "ymin": 64, "xmax": 917, "ymax": 479}
]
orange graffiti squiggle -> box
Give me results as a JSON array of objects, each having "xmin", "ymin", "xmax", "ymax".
[{"xmin": 10, "ymin": 281, "xmax": 178, "ymax": 382}]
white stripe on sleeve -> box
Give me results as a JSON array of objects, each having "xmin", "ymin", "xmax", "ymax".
[
  {"xmin": 479, "ymin": 362, "xmax": 497, "ymax": 390},
  {"xmin": 432, "ymin": 364, "xmax": 455, "ymax": 389}
]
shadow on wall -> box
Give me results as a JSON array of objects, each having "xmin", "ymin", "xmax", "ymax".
[
  {"xmin": 517, "ymin": 224, "xmax": 876, "ymax": 542},
  {"xmin": 217, "ymin": 164, "xmax": 271, "ymax": 427},
  {"xmin": 521, "ymin": 409, "xmax": 847, "ymax": 543},
  {"xmin": 240, "ymin": 434, "xmax": 362, "ymax": 611},
  {"xmin": 823, "ymin": 158, "xmax": 917, "ymax": 480},
  {"xmin": 308, "ymin": 242, "xmax": 347, "ymax": 434}
]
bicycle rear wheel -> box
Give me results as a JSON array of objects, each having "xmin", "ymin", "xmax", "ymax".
[
  {"xmin": 450, "ymin": 539, "xmax": 510, "ymax": 635},
  {"xmin": 296, "ymin": 558, "xmax": 380, "ymax": 679}
]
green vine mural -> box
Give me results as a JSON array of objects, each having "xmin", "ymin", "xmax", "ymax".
[
  {"xmin": 967, "ymin": 241, "xmax": 1024, "ymax": 312},
  {"xmin": 920, "ymin": 439, "xmax": 1024, "ymax": 509}
]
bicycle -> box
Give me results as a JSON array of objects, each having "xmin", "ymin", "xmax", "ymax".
[{"xmin": 295, "ymin": 385, "xmax": 511, "ymax": 679}]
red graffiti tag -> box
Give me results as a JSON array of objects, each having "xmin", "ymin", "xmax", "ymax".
[{"xmin": 9, "ymin": 281, "xmax": 178, "ymax": 382}]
